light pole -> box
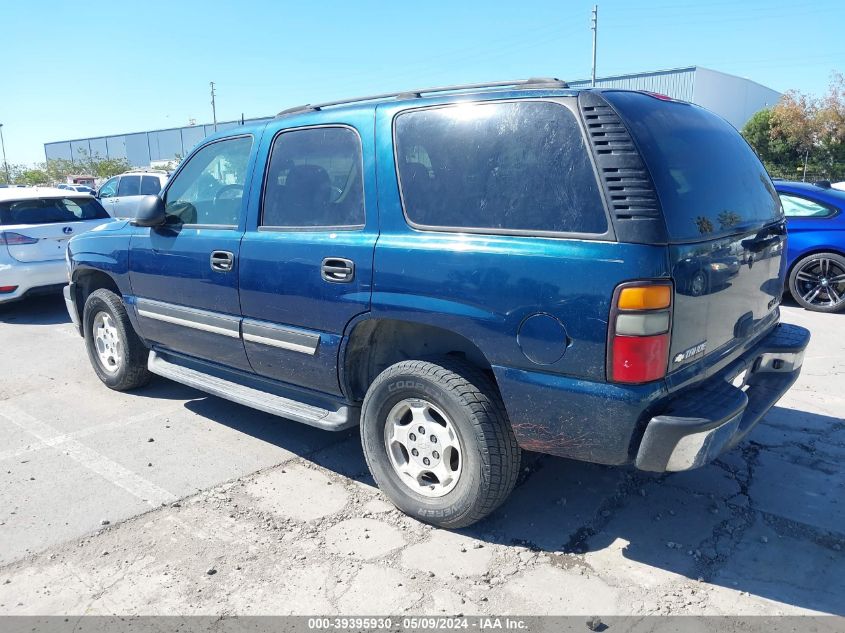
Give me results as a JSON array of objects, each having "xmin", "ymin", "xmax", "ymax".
[
  {"xmin": 210, "ymin": 82, "xmax": 218, "ymax": 132},
  {"xmin": 0, "ymin": 123, "xmax": 10, "ymax": 184},
  {"xmin": 590, "ymin": 5, "xmax": 598, "ymax": 88}
]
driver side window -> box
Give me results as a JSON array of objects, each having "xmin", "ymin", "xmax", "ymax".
[
  {"xmin": 98, "ymin": 177, "xmax": 118, "ymax": 198},
  {"xmin": 164, "ymin": 136, "xmax": 253, "ymax": 226}
]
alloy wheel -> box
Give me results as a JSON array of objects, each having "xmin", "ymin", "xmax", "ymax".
[
  {"xmin": 92, "ymin": 311, "xmax": 123, "ymax": 373},
  {"xmin": 383, "ymin": 398, "xmax": 463, "ymax": 498},
  {"xmin": 794, "ymin": 256, "xmax": 845, "ymax": 309}
]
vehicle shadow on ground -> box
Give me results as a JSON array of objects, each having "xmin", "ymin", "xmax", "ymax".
[
  {"xmin": 460, "ymin": 406, "xmax": 844, "ymax": 615},
  {"xmin": 781, "ymin": 294, "xmax": 845, "ymax": 316},
  {"xmin": 180, "ymin": 389, "xmax": 365, "ymax": 475},
  {"xmin": 0, "ymin": 294, "xmax": 70, "ymax": 325}
]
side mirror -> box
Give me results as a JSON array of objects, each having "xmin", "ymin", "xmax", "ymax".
[{"xmin": 132, "ymin": 195, "xmax": 167, "ymax": 227}]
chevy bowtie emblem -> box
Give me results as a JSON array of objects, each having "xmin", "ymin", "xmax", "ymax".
[{"xmin": 63, "ymin": 227, "xmax": 73, "ymax": 234}]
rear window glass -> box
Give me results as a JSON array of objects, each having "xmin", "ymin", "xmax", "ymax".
[
  {"xmin": 0, "ymin": 197, "xmax": 110, "ymax": 225},
  {"xmin": 604, "ymin": 91, "xmax": 782, "ymax": 241},
  {"xmin": 117, "ymin": 175, "xmax": 141, "ymax": 196},
  {"xmin": 780, "ymin": 193, "xmax": 838, "ymax": 218},
  {"xmin": 140, "ymin": 175, "xmax": 162, "ymax": 195},
  {"xmin": 394, "ymin": 101, "xmax": 607, "ymax": 234}
]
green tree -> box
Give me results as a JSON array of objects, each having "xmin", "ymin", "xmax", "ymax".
[
  {"xmin": 72, "ymin": 149, "xmax": 132, "ymax": 179},
  {"xmin": 18, "ymin": 168, "xmax": 49, "ymax": 185},
  {"xmin": 742, "ymin": 109, "xmax": 801, "ymax": 176},
  {"xmin": 815, "ymin": 72, "xmax": 845, "ymax": 179},
  {"xmin": 743, "ymin": 72, "xmax": 845, "ymax": 181}
]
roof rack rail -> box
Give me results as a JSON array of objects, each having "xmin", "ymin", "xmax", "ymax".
[{"xmin": 275, "ymin": 77, "xmax": 569, "ymax": 117}]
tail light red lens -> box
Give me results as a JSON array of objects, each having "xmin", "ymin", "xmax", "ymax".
[
  {"xmin": 608, "ymin": 281, "xmax": 673, "ymax": 384},
  {"xmin": 0, "ymin": 232, "xmax": 39, "ymax": 245},
  {"xmin": 0, "ymin": 286, "xmax": 19, "ymax": 294},
  {"xmin": 611, "ymin": 334, "xmax": 670, "ymax": 383}
]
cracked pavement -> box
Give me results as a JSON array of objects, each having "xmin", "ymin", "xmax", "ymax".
[{"xmin": 0, "ymin": 295, "xmax": 842, "ymax": 615}]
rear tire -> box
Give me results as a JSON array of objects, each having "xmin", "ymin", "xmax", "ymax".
[
  {"xmin": 83, "ymin": 288, "xmax": 151, "ymax": 390},
  {"xmin": 788, "ymin": 252, "xmax": 845, "ymax": 313},
  {"xmin": 360, "ymin": 358, "xmax": 521, "ymax": 528}
]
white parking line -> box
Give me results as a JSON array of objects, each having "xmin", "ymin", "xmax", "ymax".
[
  {"xmin": 0, "ymin": 404, "xmax": 186, "ymax": 463},
  {"xmin": 0, "ymin": 402, "xmax": 177, "ymax": 507}
]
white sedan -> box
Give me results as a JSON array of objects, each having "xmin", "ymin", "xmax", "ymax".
[{"xmin": 0, "ymin": 187, "xmax": 113, "ymax": 304}]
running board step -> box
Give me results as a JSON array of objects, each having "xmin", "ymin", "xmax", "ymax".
[{"xmin": 148, "ymin": 351, "xmax": 357, "ymax": 431}]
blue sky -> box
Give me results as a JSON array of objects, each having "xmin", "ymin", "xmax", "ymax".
[{"xmin": 1, "ymin": 0, "xmax": 842, "ymax": 165}]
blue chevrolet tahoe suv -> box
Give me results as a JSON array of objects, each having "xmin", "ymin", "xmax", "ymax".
[{"xmin": 64, "ymin": 79, "xmax": 810, "ymax": 528}]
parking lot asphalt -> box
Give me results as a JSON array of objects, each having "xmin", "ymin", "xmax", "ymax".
[{"xmin": 0, "ymin": 294, "xmax": 842, "ymax": 616}]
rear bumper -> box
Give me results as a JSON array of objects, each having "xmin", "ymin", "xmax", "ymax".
[
  {"xmin": 0, "ymin": 258, "xmax": 67, "ymax": 304},
  {"xmin": 495, "ymin": 322, "xmax": 810, "ymax": 468},
  {"xmin": 635, "ymin": 322, "xmax": 810, "ymax": 472}
]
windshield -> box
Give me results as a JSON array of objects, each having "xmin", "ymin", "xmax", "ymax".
[{"xmin": 0, "ymin": 197, "xmax": 111, "ymax": 225}]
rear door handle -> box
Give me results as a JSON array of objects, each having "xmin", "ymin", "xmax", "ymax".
[
  {"xmin": 210, "ymin": 250, "xmax": 235, "ymax": 272},
  {"xmin": 321, "ymin": 257, "xmax": 355, "ymax": 283}
]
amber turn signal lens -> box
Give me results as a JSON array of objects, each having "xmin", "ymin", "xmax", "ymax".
[{"xmin": 617, "ymin": 285, "xmax": 671, "ymax": 310}]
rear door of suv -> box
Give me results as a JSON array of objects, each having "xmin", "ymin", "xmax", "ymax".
[
  {"xmin": 237, "ymin": 110, "xmax": 378, "ymax": 396},
  {"xmin": 600, "ymin": 91, "xmax": 786, "ymax": 386},
  {"xmin": 128, "ymin": 135, "xmax": 261, "ymax": 372}
]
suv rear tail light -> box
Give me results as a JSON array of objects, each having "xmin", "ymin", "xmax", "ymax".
[
  {"xmin": 0, "ymin": 231, "xmax": 39, "ymax": 245},
  {"xmin": 608, "ymin": 281, "xmax": 672, "ymax": 384},
  {"xmin": 0, "ymin": 286, "xmax": 18, "ymax": 294}
]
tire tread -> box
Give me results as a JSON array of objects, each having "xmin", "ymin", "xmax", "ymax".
[
  {"xmin": 83, "ymin": 288, "xmax": 151, "ymax": 391},
  {"xmin": 361, "ymin": 357, "xmax": 521, "ymax": 528}
]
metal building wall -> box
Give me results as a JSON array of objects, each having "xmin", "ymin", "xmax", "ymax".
[
  {"xmin": 692, "ymin": 67, "xmax": 782, "ymax": 130},
  {"xmin": 568, "ymin": 66, "xmax": 697, "ymax": 101},
  {"xmin": 44, "ymin": 116, "xmax": 273, "ymax": 167}
]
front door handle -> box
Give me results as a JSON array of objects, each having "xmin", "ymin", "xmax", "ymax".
[
  {"xmin": 210, "ymin": 250, "xmax": 235, "ymax": 272},
  {"xmin": 321, "ymin": 257, "xmax": 355, "ymax": 283}
]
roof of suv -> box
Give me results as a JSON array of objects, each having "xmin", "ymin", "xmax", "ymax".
[
  {"xmin": 119, "ymin": 170, "xmax": 169, "ymax": 178},
  {"xmin": 0, "ymin": 186, "xmax": 93, "ymax": 202},
  {"xmin": 202, "ymin": 79, "xmax": 585, "ymax": 143},
  {"xmin": 274, "ymin": 78, "xmax": 575, "ymax": 118}
]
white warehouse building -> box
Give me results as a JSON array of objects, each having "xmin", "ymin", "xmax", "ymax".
[
  {"xmin": 567, "ymin": 66, "xmax": 782, "ymax": 131},
  {"xmin": 44, "ymin": 66, "xmax": 781, "ymax": 169}
]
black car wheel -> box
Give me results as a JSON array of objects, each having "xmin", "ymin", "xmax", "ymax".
[{"xmin": 788, "ymin": 252, "xmax": 845, "ymax": 313}]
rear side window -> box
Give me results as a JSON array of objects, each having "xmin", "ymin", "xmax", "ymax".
[
  {"xmin": 604, "ymin": 91, "xmax": 781, "ymax": 241},
  {"xmin": 0, "ymin": 197, "xmax": 110, "ymax": 225},
  {"xmin": 394, "ymin": 101, "xmax": 607, "ymax": 235},
  {"xmin": 117, "ymin": 175, "xmax": 141, "ymax": 196},
  {"xmin": 780, "ymin": 193, "xmax": 838, "ymax": 218},
  {"xmin": 262, "ymin": 126, "xmax": 365, "ymax": 228},
  {"xmin": 140, "ymin": 175, "xmax": 162, "ymax": 195}
]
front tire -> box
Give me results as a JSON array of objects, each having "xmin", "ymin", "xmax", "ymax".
[
  {"xmin": 360, "ymin": 359, "xmax": 521, "ymax": 528},
  {"xmin": 788, "ymin": 252, "xmax": 845, "ymax": 313},
  {"xmin": 83, "ymin": 288, "xmax": 151, "ymax": 390}
]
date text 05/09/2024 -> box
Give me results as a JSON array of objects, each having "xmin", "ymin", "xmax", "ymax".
[{"xmin": 307, "ymin": 617, "xmax": 529, "ymax": 630}]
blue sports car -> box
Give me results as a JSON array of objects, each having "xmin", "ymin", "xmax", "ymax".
[{"xmin": 774, "ymin": 181, "xmax": 845, "ymax": 312}]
